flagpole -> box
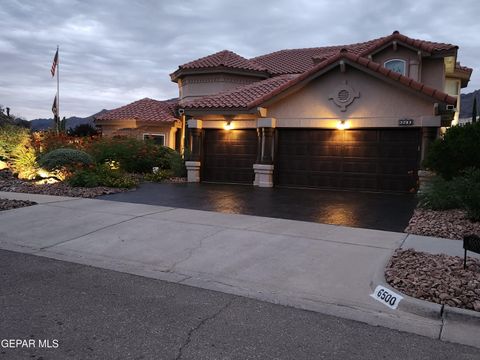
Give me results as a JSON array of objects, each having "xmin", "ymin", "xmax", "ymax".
[{"xmin": 56, "ymin": 45, "xmax": 60, "ymax": 133}]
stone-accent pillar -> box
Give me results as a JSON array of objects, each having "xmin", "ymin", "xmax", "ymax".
[
  {"xmin": 185, "ymin": 161, "xmax": 201, "ymax": 183},
  {"xmin": 186, "ymin": 119, "xmax": 203, "ymax": 182},
  {"xmin": 254, "ymin": 118, "xmax": 276, "ymax": 187}
]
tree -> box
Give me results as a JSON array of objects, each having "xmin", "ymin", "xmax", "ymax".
[
  {"xmin": 68, "ymin": 123, "xmax": 99, "ymax": 137},
  {"xmin": 472, "ymin": 96, "xmax": 478, "ymax": 123}
]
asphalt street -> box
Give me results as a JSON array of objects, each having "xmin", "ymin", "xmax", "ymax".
[{"xmin": 0, "ymin": 249, "xmax": 478, "ymax": 360}]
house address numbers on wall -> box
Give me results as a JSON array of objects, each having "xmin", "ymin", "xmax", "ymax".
[{"xmin": 398, "ymin": 118, "xmax": 414, "ymax": 126}]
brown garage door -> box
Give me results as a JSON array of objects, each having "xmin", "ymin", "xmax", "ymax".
[
  {"xmin": 275, "ymin": 128, "xmax": 420, "ymax": 192},
  {"xmin": 202, "ymin": 129, "xmax": 257, "ymax": 184}
]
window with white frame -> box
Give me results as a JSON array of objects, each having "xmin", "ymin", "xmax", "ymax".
[
  {"xmin": 143, "ymin": 133, "xmax": 165, "ymax": 146},
  {"xmin": 384, "ymin": 59, "xmax": 406, "ymax": 75}
]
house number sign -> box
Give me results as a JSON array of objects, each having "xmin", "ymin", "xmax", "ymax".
[
  {"xmin": 370, "ymin": 285, "xmax": 403, "ymax": 310},
  {"xmin": 398, "ymin": 118, "xmax": 414, "ymax": 126}
]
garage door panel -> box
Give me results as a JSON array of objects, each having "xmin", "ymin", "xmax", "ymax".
[
  {"xmin": 310, "ymin": 130, "xmax": 343, "ymax": 142},
  {"xmin": 344, "ymin": 130, "xmax": 378, "ymax": 142},
  {"xmin": 309, "ymin": 144, "xmax": 343, "ymax": 156},
  {"xmin": 203, "ymin": 129, "xmax": 257, "ymax": 184},
  {"xmin": 310, "ymin": 158, "xmax": 343, "ymax": 172},
  {"xmin": 343, "ymin": 145, "xmax": 379, "ymax": 158},
  {"xmin": 341, "ymin": 174, "xmax": 378, "ymax": 190},
  {"xmin": 342, "ymin": 160, "xmax": 377, "ymax": 173},
  {"xmin": 276, "ymin": 128, "xmax": 420, "ymax": 192}
]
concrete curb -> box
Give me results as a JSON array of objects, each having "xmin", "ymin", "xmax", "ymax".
[
  {"xmin": 370, "ymin": 250, "xmax": 443, "ymax": 320},
  {"xmin": 372, "ymin": 248, "xmax": 480, "ymax": 349},
  {"xmin": 441, "ymin": 305, "xmax": 480, "ymax": 348}
]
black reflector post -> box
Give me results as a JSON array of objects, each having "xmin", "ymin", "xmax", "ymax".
[{"xmin": 463, "ymin": 234, "xmax": 480, "ymax": 269}]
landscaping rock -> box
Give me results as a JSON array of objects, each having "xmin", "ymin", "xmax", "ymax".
[
  {"xmin": 386, "ymin": 249, "xmax": 480, "ymax": 312},
  {"xmin": 0, "ymin": 198, "xmax": 36, "ymax": 211},
  {"xmin": 405, "ymin": 208, "xmax": 480, "ymax": 240},
  {"xmin": 0, "ymin": 169, "xmax": 129, "ymax": 198}
]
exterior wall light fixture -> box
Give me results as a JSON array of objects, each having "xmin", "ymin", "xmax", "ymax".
[
  {"xmin": 336, "ymin": 120, "xmax": 350, "ymax": 130},
  {"xmin": 224, "ymin": 120, "xmax": 233, "ymax": 130}
]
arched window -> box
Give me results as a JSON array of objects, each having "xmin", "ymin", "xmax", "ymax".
[{"xmin": 384, "ymin": 59, "xmax": 406, "ymax": 75}]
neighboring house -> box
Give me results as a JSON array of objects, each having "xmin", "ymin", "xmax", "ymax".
[
  {"xmin": 96, "ymin": 31, "xmax": 472, "ymax": 193},
  {"xmin": 95, "ymin": 98, "xmax": 182, "ymax": 151}
]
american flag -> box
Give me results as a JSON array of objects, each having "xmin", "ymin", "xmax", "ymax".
[
  {"xmin": 51, "ymin": 49, "xmax": 58, "ymax": 77},
  {"xmin": 52, "ymin": 95, "xmax": 57, "ymax": 116}
]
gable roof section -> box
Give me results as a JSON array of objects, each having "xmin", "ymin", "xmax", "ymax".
[
  {"xmin": 182, "ymin": 74, "xmax": 298, "ymax": 110},
  {"xmin": 96, "ymin": 98, "xmax": 179, "ymax": 123},
  {"xmin": 184, "ymin": 50, "xmax": 456, "ymax": 111},
  {"xmin": 251, "ymin": 31, "xmax": 458, "ymax": 75},
  {"xmin": 171, "ymin": 50, "xmax": 268, "ymax": 81}
]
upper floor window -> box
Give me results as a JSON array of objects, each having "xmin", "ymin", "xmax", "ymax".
[{"xmin": 384, "ymin": 59, "xmax": 406, "ymax": 75}]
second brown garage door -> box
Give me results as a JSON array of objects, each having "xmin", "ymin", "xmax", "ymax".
[
  {"xmin": 275, "ymin": 128, "xmax": 420, "ymax": 192},
  {"xmin": 202, "ymin": 129, "xmax": 257, "ymax": 184}
]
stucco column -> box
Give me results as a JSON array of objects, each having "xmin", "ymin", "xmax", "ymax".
[
  {"xmin": 260, "ymin": 127, "xmax": 275, "ymax": 164},
  {"xmin": 185, "ymin": 119, "xmax": 203, "ymax": 182},
  {"xmin": 420, "ymin": 127, "xmax": 438, "ymax": 164},
  {"xmin": 255, "ymin": 128, "xmax": 262, "ymax": 163},
  {"xmin": 254, "ymin": 118, "xmax": 276, "ymax": 187}
]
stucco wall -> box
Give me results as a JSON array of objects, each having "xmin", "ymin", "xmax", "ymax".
[
  {"xmin": 179, "ymin": 73, "xmax": 262, "ymax": 100},
  {"xmin": 267, "ymin": 65, "xmax": 437, "ymax": 128},
  {"xmin": 100, "ymin": 123, "xmax": 178, "ymax": 149},
  {"xmin": 421, "ymin": 58, "xmax": 445, "ymax": 90},
  {"xmin": 371, "ymin": 46, "xmax": 420, "ymax": 81}
]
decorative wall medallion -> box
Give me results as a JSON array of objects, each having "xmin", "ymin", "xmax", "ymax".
[{"xmin": 328, "ymin": 81, "xmax": 360, "ymax": 112}]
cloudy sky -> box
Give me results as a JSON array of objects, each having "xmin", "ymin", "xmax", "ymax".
[{"xmin": 0, "ymin": 0, "xmax": 478, "ymax": 120}]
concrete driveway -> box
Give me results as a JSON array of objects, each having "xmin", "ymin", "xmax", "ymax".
[{"xmin": 101, "ymin": 182, "xmax": 417, "ymax": 232}]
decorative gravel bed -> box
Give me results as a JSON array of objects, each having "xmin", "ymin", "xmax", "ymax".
[
  {"xmin": 0, "ymin": 198, "xmax": 36, "ymax": 211},
  {"xmin": 386, "ymin": 249, "xmax": 480, "ymax": 312},
  {"xmin": 405, "ymin": 208, "xmax": 480, "ymax": 240},
  {"xmin": 0, "ymin": 170, "xmax": 129, "ymax": 198}
]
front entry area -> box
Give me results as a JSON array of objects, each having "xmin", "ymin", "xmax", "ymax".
[
  {"xmin": 275, "ymin": 128, "xmax": 421, "ymax": 193},
  {"xmin": 202, "ymin": 129, "xmax": 258, "ymax": 184}
]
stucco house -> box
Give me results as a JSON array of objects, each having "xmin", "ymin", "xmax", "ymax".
[{"xmin": 95, "ymin": 31, "xmax": 472, "ymax": 193}]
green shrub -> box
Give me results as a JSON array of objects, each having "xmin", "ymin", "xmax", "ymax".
[
  {"xmin": 68, "ymin": 124, "xmax": 99, "ymax": 137},
  {"xmin": 39, "ymin": 148, "xmax": 93, "ymax": 171},
  {"xmin": 418, "ymin": 168, "xmax": 480, "ymax": 222},
  {"xmin": 68, "ymin": 169, "xmax": 101, "ymax": 187},
  {"xmin": 423, "ymin": 122, "xmax": 480, "ymax": 179},
  {"xmin": 86, "ymin": 137, "xmax": 185, "ymax": 174},
  {"xmin": 0, "ymin": 125, "xmax": 30, "ymax": 162},
  {"xmin": 165, "ymin": 148, "xmax": 186, "ymax": 177},
  {"xmin": 143, "ymin": 169, "xmax": 174, "ymax": 182},
  {"xmin": 69, "ymin": 164, "xmax": 138, "ymax": 188},
  {"xmin": 418, "ymin": 176, "xmax": 461, "ymax": 210},
  {"xmin": 454, "ymin": 168, "xmax": 480, "ymax": 221}
]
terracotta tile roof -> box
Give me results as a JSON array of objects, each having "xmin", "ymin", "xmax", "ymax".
[
  {"xmin": 251, "ymin": 50, "xmax": 457, "ymax": 107},
  {"xmin": 182, "ymin": 74, "xmax": 298, "ymax": 109},
  {"xmin": 455, "ymin": 63, "xmax": 473, "ymax": 74},
  {"xmin": 171, "ymin": 50, "xmax": 267, "ymax": 80},
  {"xmin": 96, "ymin": 98, "xmax": 179, "ymax": 123},
  {"xmin": 184, "ymin": 50, "xmax": 457, "ymax": 110},
  {"xmin": 251, "ymin": 31, "xmax": 458, "ymax": 75}
]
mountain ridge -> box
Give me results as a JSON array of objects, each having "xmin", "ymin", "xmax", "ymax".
[{"xmin": 29, "ymin": 109, "xmax": 108, "ymax": 131}]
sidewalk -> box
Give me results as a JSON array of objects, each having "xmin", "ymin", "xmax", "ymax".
[{"xmin": 0, "ymin": 191, "xmax": 478, "ymax": 348}]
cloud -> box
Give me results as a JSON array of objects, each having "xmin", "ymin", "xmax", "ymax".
[{"xmin": 0, "ymin": 0, "xmax": 478, "ymax": 119}]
